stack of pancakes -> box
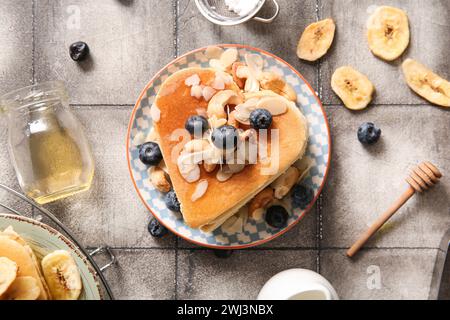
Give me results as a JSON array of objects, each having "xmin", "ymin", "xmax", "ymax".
[{"xmin": 154, "ymin": 67, "xmax": 308, "ymax": 232}]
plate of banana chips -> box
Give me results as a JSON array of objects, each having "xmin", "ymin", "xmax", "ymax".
[{"xmin": 0, "ymin": 214, "xmax": 101, "ymax": 300}]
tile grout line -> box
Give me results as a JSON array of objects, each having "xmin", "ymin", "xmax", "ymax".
[
  {"xmin": 174, "ymin": 248, "xmax": 179, "ymax": 300},
  {"xmin": 315, "ymin": 0, "xmax": 323, "ymax": 275},
  {"xmin": 173, "ymin": 0, "xmax": 180, "ymax": 301},
  {"xmin": 86, "ymin": 246, "xmax": 441, "ymax": 251},
  {"xmin": 30, "ymin": 0, "xmax": 37, "ymax": 218},
  {"xmin": 31, "ymin": 0, "xmax": 36, "ymax": 85},
  {"xmin": 174, "ymin": 0, "xmax": 180, "ymax": 58}
]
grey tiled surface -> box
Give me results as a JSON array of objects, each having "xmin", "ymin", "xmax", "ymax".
[
  {"xmin": 0, "ymin": 0, "xmax": 448, "ymax": 300},
  {"xmin": 320, "ymin": 249, "xmax": 438, "ymax": 300},
  {"xmin": 0, "ymin": 0, "xmax": 33, "ymax": 95},
  {"xmin": 103, "ymin": 249, "xmax": 177, "ymax": 300},
  {"xmin": 322, "ymin": 105, "xmax": 450, "ymax": 249},
  {"xmin": 0, "ymin": 117, "xmax": 33, "ymax": 217},
  {"xmin": 34, "ymin": 0, "xmax": 175, "ymax": 105},
  {"xmin": 177, "ymin": 249, "xmax": 317, "ymax": 300}
]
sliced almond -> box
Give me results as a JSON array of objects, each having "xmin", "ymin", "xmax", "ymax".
[
  {"xmin": 236, "ymin": 65, "xmax": 260, "ymax": 93},
  {"xmin": 209, "ymin": 59, "xmax": 223, "ymax": 70},
  {"xmin": 211, "ymin": 76, "xmax": 225, "ymax": 90},
  {"xmin": 216, "ymin": 71, "xmax": 234, "ymax": 85},
  {"xmin": 191, "ymin": 180, "xmax": 208, "ymax": 202},
  {"xmin": 150, "ymin": 103, "xmax": 161, "ymax": 122},
  {"xmin": 220, "ymin": 48, "xmax": 238, "ymax": 69},
  {"xmin": 256, "ymin": 96, "xmax": 288, "ymax": 115},
  {"xmin": 185, "ymin": 74, "xmax": 201, "ymax": 87},
  {"xmin": 190, "ymin": 85, "xmax": 203, "ymax": 99},
  {"xmin": 245, "ymin": 53, "xmax": 264, "ymax": 77},
  {"xmin": 205, "ymin": 46, "xmax": 224, "ymax": 59},
  {"xmin": 178, "ymin": 151, "xmax": 203, "ymax": 183},
  {"xmin": 179, "ymin": 164, "xmax": 200, "ymax": 183},
  {"xmin": 234, "ymin": 98, "xmax": 259, "ymax": 125},
  {"xmin": 232, "ymin": 62, "xmax": 246, "ymax": 89},
  {"xmin": 202, "ymin": 86, "xmax": 216, "ymax": 102},
  {"xmin": 208, "ymin": 115, "xmax": 228, "ymax": 129}
]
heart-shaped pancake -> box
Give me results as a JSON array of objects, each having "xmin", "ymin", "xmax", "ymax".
[{"xmin": 153, "ymin": 68, "xmax": 308, "ymax": 231}]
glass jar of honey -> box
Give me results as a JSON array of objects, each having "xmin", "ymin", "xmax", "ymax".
[{"xmin": 1, "ymin": 81, "xmax": 95, "ymax": 204}]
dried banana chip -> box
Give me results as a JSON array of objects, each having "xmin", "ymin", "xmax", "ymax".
[
  {"xmin": 297, "ymin": 18, "xmax": 336, "ymax": 62},
  {"xmin": 367, "ymin": 6, "xmax": 409, "ymax": 61},
  {"xmin": 402, "ymin": 59, "xmax": 450, "ymax": 107},
  {"xmin": 331, "ymin": 66, "xmax": 375, "ymax": 110},
  {"xmin": 2, "ymin": 276, "xmax": 41, "ymax": 300}
]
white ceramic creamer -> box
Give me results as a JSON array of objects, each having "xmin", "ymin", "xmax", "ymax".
[{"xmin": 257, "ymin": 269, "xmax": 339, "ymax": 300}]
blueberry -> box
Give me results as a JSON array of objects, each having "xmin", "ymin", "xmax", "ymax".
[
  {"xmin": 213, "ymin": 250, "xmax": 233, "ymax": 259},
  {"xmin": 164, "ymin": 190, "xmax": 181, "ymax": 212},
  {"xmin": 139, "ymin": 142, "xmax": 162, "ymax": 166},
  {"xmin": 249, "ymin": 109, "xmax": 273, "ymax": 130},
  {"xmin": 357, "ymin": 122, "xmax": 381, "ymax": 145},
  {"xmin": 211, "ymin": 125, "xmax": 238, "ymax": 150},
  {"xmin": 185, "ymin": 115, "xmax": 209, "ymax": 137},
  {"xmin": 292, "ymin": 184, "xmax": 314, "ymax": 209},
  {"xmin": 69, "ymin": 41, "xmax": 90, "ymax": 61},
  {"xmin": 148, "ymin": 217, "xmax": 168, "ymax": 238},
  {"xmin": 265, "ymin": 206, "xmax": 289, "ymax": 228}
]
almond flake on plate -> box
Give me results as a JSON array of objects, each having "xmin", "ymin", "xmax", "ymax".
[
  {"xmin": 209, "ymin": 59, "xmax": 226, "ymax": 71},
  {"xmin": 202, "ymin": 86, "xmax": 216, "ymax": 102},
  {"xmin": 191, "ymin": 85, "xmax": 203, "ymax": 99},
  {"xmin": 150, "ymin": 103, "xmax": 161, "ymax": 122},
  {"xmin": 205, "ymin": 46, "xmax": 224, "ymax": 59},
  {"xmin": 256, "ymin": 96, "xmax": 288, "ymax": 115},
  {"xmin": 220, "ymin": 48, "xmax": 238, "ymax": 69},
  {"xmin": 185, "ymin": 74, "xmax": 201, "ymax": 87},
  {"xmin": 211, "ymin": 76, "xmax": 225, "ymax": 90},
  {"xmin": 191, "ymin": 180, "xmax": 208, "ymax": 202}
]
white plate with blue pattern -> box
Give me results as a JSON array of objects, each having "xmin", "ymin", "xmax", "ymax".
[{"xmin": 127, "ymin": 45, "xmax": 331, "ymax": 249}]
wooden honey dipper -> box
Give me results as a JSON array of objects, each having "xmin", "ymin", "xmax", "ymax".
[{"xmin": 347, "ymin": 161, "xmax": 442, "ymax": 258}]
